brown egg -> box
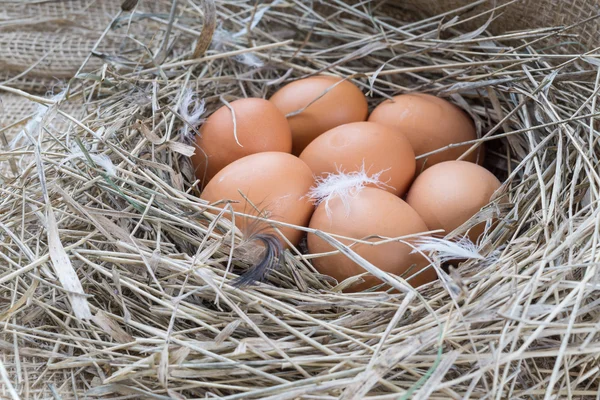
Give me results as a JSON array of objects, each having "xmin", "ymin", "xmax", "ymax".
[
  {"xmin": 269, "ymin": 76, "xmax": 368, "ymax": 155},
  {"xmin": 299, "ymin": 122, "xmax": 416, "ymax": 196},
  {"xmin": 201, "ymin": 152, "xmax": 314, "ymax": 246},
  {"xmin": 308, "ymin": 187, "xmax": 435, "ymax": 291},
  {"xmin": 405, "ymin": 160, "xmax": 501, "ymax": 242},
  {"xmin": 368, "ymin": 93, "xmax": 483, "ymax": 174},
  {"xmin": 191, "ymin": 98, "xmax": 292, "ymax": 185}
]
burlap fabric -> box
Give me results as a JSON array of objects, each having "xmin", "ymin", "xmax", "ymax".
[
  {"xmin": 0, "ymin": 0, "xmax": 181, "ymax": 139},
  {"xmin": 1, "ymin": 0, "xmax": 597, "ymax": 94},
  {"xmin": 2, "ymin": 0, "xmax": 596, "ymax": 140},
  {"xmin": 1, "ymin": 0, "xmax": 597, "ymax": 81},
  {"xmin": 408, "ymin": 0, "xmax": 600, "ymax": 51},
  {"xmin": 0, "ymin": 1, "xmax": 176, "ymax": 90}
]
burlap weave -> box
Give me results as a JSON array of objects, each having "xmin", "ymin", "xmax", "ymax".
[
  {"xmin": 0, "ymin": 0, "xmax": 177, "ymax": 92},
  {"xmin": 0, "ymin": 0, "xmax": 186, "ymax": 139},
  {"xmin": 2, "ymin": 0, "xmax": 597, "ymax": 95},
  {"xmin": 407, "ymin": 0, "xmax": 600, "ymax": 51}
]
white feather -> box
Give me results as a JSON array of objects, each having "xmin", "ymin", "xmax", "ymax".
[
  {"xmin": 307, "ymin": 162, "xmax": 393, "ymax": 217},
  {"xmin": 234, "ymin": 52, "xmax": 263, "ymax": 68},
  {"xmin": 411, "ymin": 236, "xmax": 484, "ymax": 262},
  {"xmin": 234, "ymin": 0, "xmax": 283, "ymax": 37},
  {"xmin": 178, "ymin": 87, "xmax": 205, "ymax": 139},
  {"xmin": 62, "ymin": 150, "xmax": 116, "ymax": 177},
  {"xmin": 211, "ymin": 27, "xmax": 237, "ymax": 50},
  {"xmin": 10, "ymin": 104, "xmax": 46, "ymax": 148},
  {"xmin": 89, "ymin": 153, "xmax": 117, "ymax": 177},
  {"xmin": 10, "ymin": 90, "xmax": 66, "ymax": 149}
]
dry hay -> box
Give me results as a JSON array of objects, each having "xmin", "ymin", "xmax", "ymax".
[
  {"xmin": 0, "ymin": 0, "xmax": 188, "ymax": 93},
  {"xmin": 1, "ymin": 0, "xmax": 600, "ymax": 399}
]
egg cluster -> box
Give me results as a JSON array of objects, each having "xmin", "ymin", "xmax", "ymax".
[{"xmin": 192, "ymin": 76, "xmax": 501, "ymax": 291}]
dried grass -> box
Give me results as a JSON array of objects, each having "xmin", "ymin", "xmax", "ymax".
[{"xmin": 2, "ymin": 0, "xmax": 600, "ymax": 398}]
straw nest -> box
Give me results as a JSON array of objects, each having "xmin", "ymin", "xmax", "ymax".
[{"xmin": 2, "ymin": 1, "xmax": 600, "ymax": 399}]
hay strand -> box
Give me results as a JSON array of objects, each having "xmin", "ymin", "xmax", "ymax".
[{"xmin": 2, "ymin": 0, "xmax": 600, "ymax": 398}]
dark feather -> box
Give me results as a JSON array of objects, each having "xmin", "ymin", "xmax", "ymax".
[{"xmin": 231, "ymin": 233, "xmax": 284, "ymax": 287}]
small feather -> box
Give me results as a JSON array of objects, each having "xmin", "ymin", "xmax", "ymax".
[
  {"xmin": 307, "ymin": 162, "xmax": 393, "ymax": 217},
  {"xmin": 11, "ymin": 90, "xmax": 66, "ymax": 149},
  {"xmin": 411, "ymin": 236, "xmax": 484, "ymax": 263},
  {"xmin": 178, "ymin": 87, "xmax": 205, "ymax": 139},
  {"xmin": 62, "ymin": 150, "xmax": 116, "ymax": 177},
  {"xmin": 233, "ymin": 0, "xmax": 283, "ymax": 37},
  {"xmin": 232, "ymin": 233, "xmax": 284, "ymax": 287},
  {"xmin": 234, "ymin": 53, "xmax": 263, "ymax": 68}
]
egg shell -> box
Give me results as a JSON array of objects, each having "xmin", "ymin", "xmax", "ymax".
[
  {"xmin": 308, "ymin": 187, "xmax": 435, "ymax": 292},
  {"xmin": 191, "ymin": 98, "xmax": 292, "ymax": 185},
  {"xmin": 299, "ymin": 121, "xmax": 416, "ymax": 196},
  {"xmin": 368, "ymin": 93, "xmax": 483, "ymax": 173},
  {"xmin": 405, "ymin": 160, "xmax": 501, "ymax": 242},
  {"xmin": 269, "ymin": 76, "xmax": 368, "ymax": 155},
  {"xmin": 200, "ymin": 152, "xmax": 315, "ymax": 246}
]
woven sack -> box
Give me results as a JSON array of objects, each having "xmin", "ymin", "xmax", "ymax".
[{"xmin": 408, "ymin": 0, "xmax": 600, "ymax": 51}]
